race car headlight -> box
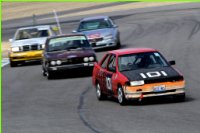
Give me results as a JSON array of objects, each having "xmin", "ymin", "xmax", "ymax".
[
  {"xmin": 83, "ymin": 57, "xmax": 89, "ymax": 62},
  {"xmin": 130, "ymin": 80, "xmax": 144, "ymax": 86},
  {"xmin": 50, "ymin": 61, "xmax": 56, "ymax": 66},
  {"xmin": 56, "ymin": 60, "xmax": 62, "ymax": 65},
  {"xmin": 104, "ymin": 34, "xmax": 113, "ymax": 40},
  {"xmin": 89, "ymin": 56, "xmax": 94, "ymax": 61},
  {"xmin": 42, "ymin": 44, "xmax": 45, "ymax": 49},
  {"xmin": 11, "ymin": 47, "xmax": 20, "ymax": 52}
]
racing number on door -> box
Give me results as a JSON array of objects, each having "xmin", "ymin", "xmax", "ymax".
[
  {"xmin": 106, "ymin": 77, "xmax": 112, "ymax": 90},
  {"xmin": 140, "ymin": 71, "xmax": 167, "ymax": 78}
]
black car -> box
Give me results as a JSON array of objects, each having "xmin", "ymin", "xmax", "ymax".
[{"xmin": 42, "ymin": 34, "xmax": 97, "ymax": 79}]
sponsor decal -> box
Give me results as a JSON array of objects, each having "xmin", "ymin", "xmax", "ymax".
[
  {"xmin": 140, "ymin": 71, "xmax": 168, "ymax": 79},
  {"xmin": 88, "ymin": 33, "xmax": 101, "ymax": 39},
  {"xmin": 106, "ymin": 77, "xmax": 112, "ymax": 90}
]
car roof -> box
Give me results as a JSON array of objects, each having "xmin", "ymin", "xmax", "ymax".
[
  {"xmin": 109, "ymin": 48, "xmax": 158, "ymax": 56},
  {"xmin": 17, "ymin": 25, "xmax": 52, "ymax": 30},
  {"xmin": 81, "ymin": 16, "xmax": 109, "ymax": 22}
]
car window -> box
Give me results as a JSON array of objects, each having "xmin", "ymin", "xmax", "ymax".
[
  {"xmin": 101, "ymin": 54, "xmax": 110, "ymax": 69},
  {"xmin": 47, "ymin": 36, "xmax": 90, "ymax": 52},
  {"xmin": 15, "ymin": 28, "xmax": 49, "ymax": 40},
  {"xmin": 107, "ymin": 55, "xmax": 116, "ymax": 72},
  {"xmin": 118, "ymin": 52, "xmax": 169, "ymax": 71}
]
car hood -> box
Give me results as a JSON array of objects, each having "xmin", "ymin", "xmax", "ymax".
[
  {"xmin": 46, "ymin": 48, "xmax": 95, "ymax": 60},
  {"xmin": 11, "ymin": 37, "xmax": 47, "ymax": 47},
  {"xmin": 80, "ymin": 28, "xmax": 114, "ymax": 37},
  {"xmin": 121, "ymin": 66, "xmax": 183, "ymax": 83}
]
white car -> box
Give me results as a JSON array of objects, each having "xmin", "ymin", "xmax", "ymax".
[{"xmin": 9, "ymin": 25, "xmax": 59, "ymax": 67}]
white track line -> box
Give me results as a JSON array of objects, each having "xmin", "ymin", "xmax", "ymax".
[{"xmin": 2, "ymin": 58, "xmax": 10, "ymax": 67}]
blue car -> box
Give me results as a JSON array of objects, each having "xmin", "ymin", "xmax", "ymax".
[{"xmin": 73, "ymin": 16, "xmax": 121, "ymax": 49}]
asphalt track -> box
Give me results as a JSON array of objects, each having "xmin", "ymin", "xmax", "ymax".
[{"xmin": 3, "ymin": 3, "xmax": 200, "ymax": 133}]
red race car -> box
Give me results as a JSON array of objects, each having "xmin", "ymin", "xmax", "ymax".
[{"xmin": 92, "ymin": 48, "xmax": 185, "ymax": 105}]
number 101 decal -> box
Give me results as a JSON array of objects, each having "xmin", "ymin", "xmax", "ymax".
[
  {"xmin": 140, "ymin": 71, "xmax": 167, "ymax": 79},
  {"xmin": 106, "ymin": 77, "xmax": 112, "ymax": 90}
]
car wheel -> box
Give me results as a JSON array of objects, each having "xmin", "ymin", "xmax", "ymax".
[
  {"xmin": 96, "ymin": 83, "xmax": 105, "ymax": 100},
  {"xmin": 42, "ymin": 69, "xmax": 47, "ymax": 76},
  {"xmin": 173, "ymin": 93, "xmax": 185, "ymax": 102},
  {"xmin": 46, "ymin": 71, "xmax": 54, "ymax": 79},
  {"xmin": 116, "ymin": 40, "xmax": 121, "ymax": 48},
  {"xmin": 118, "ymin": 86, "xmax": 126, "ymax": 105},
  {"xmin": 10, "ymin": 61, "xmax": 17, "ymax": 67}
]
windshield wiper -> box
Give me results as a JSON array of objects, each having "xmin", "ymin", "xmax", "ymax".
[
  {"xmin": 120, "ymin": 68, "xmax": 134, "ymax": 72},
  {"xmin": 48, "ymin": 49, "xmax": 65, "ymax": 52},
  {"xmin": 65, "ymin": 46, "xmax": 87, "ymax": 50}
]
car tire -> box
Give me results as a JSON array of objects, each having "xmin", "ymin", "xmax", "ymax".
[
  {"xmin": 118, "ymin": 86, "xmax": 127, "ymax": 105},
  {"xmin": 42, "ymin": 69, "xmax": 47, "ymax": 76},
  {"xmin": 173, "ymin": 93, "xmax": 185, "ymax": 102},
  {"xmin": 116, "ymin": 40, "xmax": 121, "ymax": 48},
  {"xmin": 10, "ymin": 61, "xmax": 17, "ymax": 67},
  {"xmin": 46, "ymin": 71, "xmax": 54, "ymax": 79},
  {"xmin": 96, "ymin": 83, "xmax": 106, "ymax": 100}
]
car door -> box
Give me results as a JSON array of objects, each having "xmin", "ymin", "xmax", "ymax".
[
  {"xmin": 103, "ymin": 54, "xmax": 118, "ymax": 95},
  {"xmin": 98, "ymin": 54, "xmax": 110, "ymax": 93}
]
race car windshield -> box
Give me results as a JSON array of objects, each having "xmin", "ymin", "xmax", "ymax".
[
  {"xmin": 47, "ymin": 36, "xmax": 91, "ymax": 52},
  {"xmin": 15, "ymin": 28, "xmax": 49, "ymax": 40},
  {"xmin": 118, "ymin": 52, "xmax": 169, "ymax": 72},
  {"xmin": 78, "ymin": 19, "xmax": 112, "ymax": 31}
]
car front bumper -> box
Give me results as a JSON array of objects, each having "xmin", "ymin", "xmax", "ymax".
[
  {"xmin": 48, "ymin": 62, "xmax": 95, "ymax": 71},
  {"xmin": 9, "ymin": 50, "xmax": 43, "ymax": 62},
  {"xmin": 123, "ymin": 81, "xmax": 185, "ymax": 100},
  {"xmin": 124, "ymin": 88, "xmax": 185, "ymax": 100},
  {"xmin": 90, "ymin": 39, "xmax": 117, "ymax": 49}
]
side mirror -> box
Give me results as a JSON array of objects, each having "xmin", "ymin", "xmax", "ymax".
[
  {"xmin": 97, "ymin": 62, "xmax": 101, "ymax": 66},
  {"xmin": 113, "ymin": 25, "xmax": 118, "ymax": 28},
  {"xmin": 169, "ymin": 60, "xmax": 176, "ymax": 65},
  {"xmin": 94, "ymin": 62, "xmax": 98, "ymax": 66},
  {"xmin": 72, "ymin": 30, "xmax": 77, "ymax": 33},
  {"xmin": 9, "ymin": 38, "xmax": 13, "ymax": 42},
  {"xmin": 52, "ymin": 26, "xmax": 59, "ymax": 31}
]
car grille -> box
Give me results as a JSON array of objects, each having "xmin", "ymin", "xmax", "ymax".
[
  {"xmin": 21, "ymin": 44, "xmax": 43, "ymax": 52},
  {"xmin": 88, "ymin": 37, "xmax": 103, "ymax": 43},
  {"xmin": 61, "ymin": 57, "xmax": 84, "ymax": 65}
]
